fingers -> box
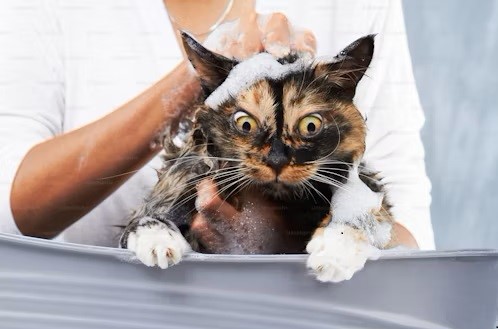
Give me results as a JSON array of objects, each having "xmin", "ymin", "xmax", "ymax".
[
  {"xmin": 190, "ymin": 213, "xmax": 225, "ymax": 251},
  {"xmin": 195, "ymin": 179, "xmax": 238, "ymax": 220},
  {"xmin": 259, "ymin": 13, "xmax": 317, "ymax": 59},
  {"xmin": 230, "ymin": 12, "xmax": 264, "ymax": 59},
  {"xmin": 192, "ymin": 179, "xmax": 240, "ymax": 252},
  {"xmin": 260, "ymin": 12, "xmax": 291, "ymax": 58},
  {"xmin": 292, "ymin": 28, "xmax": 317, "ymax": 58},
  {"xmin": 205, "ymin": 11, "xmax": 316, "ymax": 61}
]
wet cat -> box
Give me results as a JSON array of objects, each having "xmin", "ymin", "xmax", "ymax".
[{"xmin": 120, "ymin": 32, "xmax": 394, "ymax": 282}]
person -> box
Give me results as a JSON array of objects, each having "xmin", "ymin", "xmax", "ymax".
[{"xmin": 0, "ymin": 0, "xmax": 434, "ymax": 251}]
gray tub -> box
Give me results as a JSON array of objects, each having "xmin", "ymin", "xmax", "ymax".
[{"xmin": 0, "ymin": 233, "xmax": 497, "ymax": 329}]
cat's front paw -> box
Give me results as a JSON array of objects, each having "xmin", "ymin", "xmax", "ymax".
[
  {"xmin": 126, "ymin": 218, "xmax": 191, "ymax": 269},
  {"xmin": 306, "ymin": 224, "xmax": 380, "ymax": 283}
]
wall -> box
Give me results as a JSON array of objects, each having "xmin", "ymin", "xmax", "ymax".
[{"xmin": 403, "ymin": 0, "xmax": 498, "ymax": 249}]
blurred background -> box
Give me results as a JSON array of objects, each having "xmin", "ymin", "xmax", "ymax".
[{"xmin": 403, "ymin": 0, "xmax": 498, "ymax": 249}]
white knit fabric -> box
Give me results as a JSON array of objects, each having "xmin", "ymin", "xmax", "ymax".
[{"xmin": 0, "ymin": 0, "xmax": 434, "ymax": 249}]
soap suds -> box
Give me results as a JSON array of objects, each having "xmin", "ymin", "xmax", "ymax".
[
  {"xmin": 172, "ymin": 120, "xmax": 192, "ymax": 148},
  {"xmin": 329, "ymin": 166, "xmax": 390, "ymax": 246},
  {"xmin": 203, "ymin": 19, "xmax": 240, "ymax": 54},
  {"xmin": 205, "ymin": 53, "xmax": 309, "ymax": 109}
]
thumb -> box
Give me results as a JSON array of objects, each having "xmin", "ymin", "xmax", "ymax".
[{"xmin": 195, "ymin": 179, "xmax": 238, "ymax": 220}]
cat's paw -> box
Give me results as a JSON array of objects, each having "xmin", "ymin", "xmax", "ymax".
[
  {"xmin": 126, "ymin": 218, "xmax": 191, "ymax": 269},
  {"xmin": 306, "ymin": 224, "xmax": 380, "ymax": 283}
]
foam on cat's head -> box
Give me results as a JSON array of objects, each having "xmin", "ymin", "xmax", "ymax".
[
  {"xmin": 205, "ymin": 53, "xmax": 308, "ymax": 110},
  {"xmin": 182, "ymin": 31, "xmax": 374, "ymax": 119}
]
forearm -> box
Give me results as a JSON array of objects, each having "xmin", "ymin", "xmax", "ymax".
[{"xmin": 11, "ymin": 62, "xmax": 201, "ymax": 238}]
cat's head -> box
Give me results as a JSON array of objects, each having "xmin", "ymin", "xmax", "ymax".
[{"xmin": 182, "ymin": 32, "xmax": 374, "ymax": 197}]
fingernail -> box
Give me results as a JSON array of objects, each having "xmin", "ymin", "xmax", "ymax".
[{"xmin": 265, "ymin": 42, "xmax": 290, "ymax": 57}]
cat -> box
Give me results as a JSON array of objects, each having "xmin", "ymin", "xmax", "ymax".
[{"xmin": 120, "ymin": 32, "xmax": 395, "ymax": 282}]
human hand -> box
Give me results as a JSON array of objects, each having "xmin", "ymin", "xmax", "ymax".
[
  {"xmin": 204, "ymin": 12, "xmax": 317, "ymax": 60},
  {"xmin": 190, "ymin": 179, "xmax": 289, "ymax": 254},
  {"xmin": 389, "ymin": 222, "xmax": 419, "ymax": 249}
]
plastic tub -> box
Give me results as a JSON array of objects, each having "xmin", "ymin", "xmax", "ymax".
[{"xmin": 0, "ymin": 233, "xmax": 497, "ymax": 329}]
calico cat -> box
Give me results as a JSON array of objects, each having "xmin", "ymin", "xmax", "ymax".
[{"xmin": 120, "ymin": 32, "xmax": 394, "ymax": 282}]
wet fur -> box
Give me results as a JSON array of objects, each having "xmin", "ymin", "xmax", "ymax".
[{"xmin": 120, "ymin": 33, "xmax": 394, "ymax": 256}]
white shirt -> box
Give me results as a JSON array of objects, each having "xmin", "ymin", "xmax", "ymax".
[{"xmin": 0, "ymin": 0, "xmax": 435, "ymax": 249}]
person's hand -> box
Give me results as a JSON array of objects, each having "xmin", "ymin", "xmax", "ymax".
[
  {"xmin": 204, "ymin": 12, "xmax": 317, "ymax": 60},
  {"xmin": 190, "ymin": 179, "xmax": 290, "ymax": 254},
  {"xmin": 390, "ymin": 222, "xmax": 419, "ymax": 249}
]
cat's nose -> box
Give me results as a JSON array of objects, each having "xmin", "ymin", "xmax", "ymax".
[{"xmin": 266, "ymin": 139, "xmax": 291, "ymax": 173}]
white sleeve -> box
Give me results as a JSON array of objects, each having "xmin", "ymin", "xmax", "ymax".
[
  {"xmin": 0, "ymin": 1, "xmax": 64, "ymax": 234},
  {"xmin": 256, "ymin": 0, "xmax": 435, "ymax": 249},
  {"xmin": 355, "ymin": 0, "xmax": 435, "ymax": 249}
]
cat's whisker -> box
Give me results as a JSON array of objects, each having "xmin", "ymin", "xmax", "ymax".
[
  {"xmin": 312, "ymin": 177, "xmax": 348, "ymax": 194},
  {"xmin": 166, "ymin": 192, "xmax": 199, "ymax": 213},
  {"xmin": 164, "ymin": 154, "xmax": 213, "ymax": 163},
  {"xmin": 309, "ymin": 173, "xmax": 352, "ymax": 194},
  {"xmin": 315, "ymin": 160, "xmax": 369, "ymax": 170},
  {"xmin": 201, "ymin": 156, "xmax": 244, "ymax": 162},
  {"xmin": 179, "ymin": 175, "xmax": 252, "ymax": 221},
  {"xmin": 210, "ymin": 176, "xmax": 251, "ymax": 211},
  {"xmin": 176, "ymin": 169, "xmax": 251, "ymax": 218},
  {"xmin": 157, "ymin": 166, "xmax": 243, "ymax": 198},
  {"xmin": 220, "ymin": 177, "xmax": 253, "ymax": 207},
  {"xmin": 318, "ymin": 168, "xmax": 382, "ymax": 184},
  {"xmin": 215, "ymin": 171, "xmax": 251, "ymax": 196},
  {"xmin": 315, "ymin": 167, "xmax": 351, "ymax": 173},
  {"xmin": 313, "ymin": 159, "xmax": 353, "ymax": 166},
  {"xmin": 304, "ymin": 69, "xmax": 329, "ymax": 91},
  {"xmin": 166, "ymin": 172, "xmax": 235, "ymax": 200},
  {"xmin": 312, "ymin": 173, "xmax": 378, "ymax": 209},
  {"xmin": 303, "ymin": 180, "xmax": 330, "ymax": 205},
  {"xmin": 196, "ymin": 177, "xmax": 251, "ymax": 218},
  {"xmin": 167, "ymin": 172, "xmax": 247, "ymax": 213},
  {"xmin": 167, "ymin": 167, "xmax": 243, "ymax": 209},
  {"xmin": 289, "ymin": 181, "xmax": 304, "ymax": 199},
  {"xmin": 298, "ymin": 181, "xmax": 313, "ymax": 201},
  {"xmin": 297, "ymin": 182, "xmax": 309, "ymax": 199},
  {"xmin": 170, "ymin": 152, "xmax": 245, "ymax": 163},
  {"xmin": 96, "ymin": 156, "xmax": 209, "ymax": 180},
  {"xmin": 320, "ymin": 166, "xmax": 391, "ymax": 219},
  {"xmin": 314, "ymin": 163, "xmax": 354, "ymax": 170},
  {"xmin": 215, "ymin": 175, "xmax": 247, "ymax": 194},
  {"xmin": 307, "ymin": 160, "xmax": 352, "ymax": 171},
  {"xmin": 308, "ymin": 157, "xmax": 370, "ymax": 170},
  {"xmin": 317, "ymin": 165, "xmax": 384, "ymax": 183},
  {"xmin": 316, "ymin": 169, "xmax": 350, "ymax": 182},
  {"xmin": 302, "ymin": 133, "xmax": 342, "ymax": 166},
  {"xmin": 303, "ymin": 182, "xmax": 319, "ymax": 202},
  {"xmin": 313, "ymin": 171, "xmax": 349, "ymax": 186},
  {"xmin": 309, "ymin": 178, "xmax": 349, "ymax": 196}
]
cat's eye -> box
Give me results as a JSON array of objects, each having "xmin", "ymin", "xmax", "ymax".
[
  {"xmin": 298, "ymin": 114, "xmax": 323, "ymax": 137},
  {"xmin": 233, "ymin": 111, "xmax": 258, "ymax": 134}
]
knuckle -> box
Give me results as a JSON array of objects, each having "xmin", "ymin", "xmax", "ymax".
[
  {"xmin": 305, "ymin": 32, "xmax": 317, "ymax": 46},
  {"xmin": 270, "ymin": 12, "xmax": 288, "ymax": 24}
]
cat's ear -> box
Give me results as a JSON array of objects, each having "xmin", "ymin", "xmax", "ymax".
[
  {"xmin": 314, "ymin": 34, "xmax": 375, "ymax": 99},
  {"xmin": 181, "ymin": 31, "xmax": 238, "ymax": 94}
]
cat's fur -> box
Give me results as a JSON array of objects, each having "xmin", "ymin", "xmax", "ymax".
[{"xmin": 120, "ymin": 32, "xmax": 394, "ymax": 282}]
